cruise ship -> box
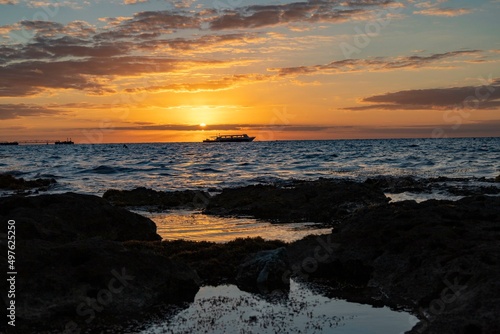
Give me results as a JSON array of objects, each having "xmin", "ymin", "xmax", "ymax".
[{"xmin": 203, "ymin": 134, "xmax": 255, "ymax": 143}]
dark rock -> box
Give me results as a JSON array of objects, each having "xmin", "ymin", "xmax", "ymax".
[
  {"xmin": 130, "ymin": 237, "xmax": 287, "ymax": 286},
  {"xmin": 365, "ymin": 175, "xmax": 500, "ymax": 197},
  {"xmin": 365, "ymin": 175, "xmax": 430, "ymax": 194},
  {"xmin": 16, "ymin": 238, "xmax": 200, "ymax": 331},
  {"xmin": 205, "ymin": 179, "xmax": 389, "ymax": 223},
  {"xmin": 0, "ymin": 173, "xmax": 56, "ymax": 191},
  {"xmin": 287, "ymin": 195, "xmax": 500, "ymax": 334},
  {"xmin": 0, "ymin": 192, "xmax": 200, "ymax": 332},
  {"xmin": 236, "ymin": 247, "xmax": 290, "ymax": 293},
  {"xmin": 446, "ymin": 185, "xmax": 500, "ymax": 196},
  {"xmin": 103, "ymin": 187, "xmax": 211, "ymax": 209},
  {"xmin": 495, "ymin": 174, "xmax": 500, "ymax": 183},
  {"xmin": 0, "ymin": 192, "xmax": 161, "ymax": 242}
]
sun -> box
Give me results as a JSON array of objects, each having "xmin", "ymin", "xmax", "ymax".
[{"xmin": 200, "ymin": 123, "xmax": 206, "ymax": 127}]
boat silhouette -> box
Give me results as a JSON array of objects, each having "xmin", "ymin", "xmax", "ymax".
[{"xmin": 203, "ymin": 134, "xmax": 255, "ymax": 143}]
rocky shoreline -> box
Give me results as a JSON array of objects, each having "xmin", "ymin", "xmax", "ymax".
[
  {"xmin": 0, "ymin": 173, "xmax": 56, "ymax": 195},
  {"xmin": 0, "ymin": 192, "xmax": 200, "ymax": 333},
  {"xmin": 288, "ymin": 195, "xmax": 500, "ymax": 334},
  {"xmin": 1, "ymin": 174, "xmax": 499, "ymax": 333}
]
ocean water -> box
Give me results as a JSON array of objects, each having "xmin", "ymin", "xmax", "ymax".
[{"xmin": 1, "ymin": 137, "xmax": 499, "ymax": 197}]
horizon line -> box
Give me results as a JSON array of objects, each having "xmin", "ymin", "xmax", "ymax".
[{"xmin": 3, "ymin": 135, "xmax": 499, "ymax": 146}]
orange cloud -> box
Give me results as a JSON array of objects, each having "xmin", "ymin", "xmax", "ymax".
[
  {"xmin": 123, "ymin": 0, "xmax": 148, "ymax": 4},
  {"xmin": 124, "ymin": 74, "xmax": 269, "ymax": 93},
  {"xmin": 414, "ymin": 7, "xmax": 474, "ymax": 16},
  {"xmin": 0, "ymin": 54, "xmax": 234, "ymax": 96}
]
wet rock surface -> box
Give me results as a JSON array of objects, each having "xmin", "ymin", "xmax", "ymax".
[
  {"xmin": 0, "ymin": 193, "xmax": 200, "ymax": 332},
  {"xmin": 365, "ymin": 175, "xmax": 433, "ymax": 194},
  {"xmin": 0, "ymin": 192, "xmax": 161, "ymax": 242},
  {"xmin": 205, "ymin": 179, "xmax": 389, "ymax": 223},
  {"xmin": 101, "ymin": 177, "xmax": 500, "ymax": 219},
  {"xmin": 0, "ymin": 173, "xmax": 56, "ymax": 193},
  {"xmin": 15, "ymin": 239, "xmax": 200, "ymax": 332},
  {"xmin": 236, "ymin": 247, "xmax": 290, "ymax": 294},
  {"xmin": 126, "ymin": 237, "xmax": 287, "ymax": 287},
  {"xmin": 103, "ymin": 187, "xmax": 211, "ymax": 209},
  {"xmin": 287, "ymin": 195, "xmax": 500, "ymax": 334},
  {"xmin": 365, "ymin": 175, "xmax": 500, "ymax": 197}
]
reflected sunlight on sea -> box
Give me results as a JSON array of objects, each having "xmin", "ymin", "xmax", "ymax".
[{"xmin": 1, "ymin": 137, "xmax": 499, "ymax": 196}]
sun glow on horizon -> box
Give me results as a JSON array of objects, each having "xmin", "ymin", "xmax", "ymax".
[{"xmin": 1, "ymin": 1, "xmax": 499, "ymax": 142}]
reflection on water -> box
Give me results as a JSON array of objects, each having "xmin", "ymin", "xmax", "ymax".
[
  {"xmin": 141, "ymin": 279, "xmax": 418, "ymax": 334},
  {"xmin": 136, "ymin": 209, "xmax": 332, "ymax": 243},
  {"xmin": 136, "ymin": 212, "xmax": 418, "ymax": 333}
]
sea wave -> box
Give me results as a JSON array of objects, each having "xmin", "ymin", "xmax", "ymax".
[{"xmin": 1, "ymin": 137, "xmax": 499, "ymax": 196}]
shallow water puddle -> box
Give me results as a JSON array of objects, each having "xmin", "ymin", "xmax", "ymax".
[
  {"xmin": 136, "ymin": 209, "xmax": 332, "ymax": 243},
  {"xmin": 140, "ymin": 279, "xmax": 418, "ymax": 334},
  {"xmin": 135, "ymin": 211, "xmax": 417, "ymax": 333}
]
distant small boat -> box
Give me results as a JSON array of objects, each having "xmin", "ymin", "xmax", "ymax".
[
  {"xmin": 0, "ymin": 141, "xmax": 19, "ymax": 146},
  {"xmin": 203, "ymin": 134, "xmax": 256, "ymax": 143},
  {"xmin": 55, "ymin": 139, "xmax": 74, "ymax": 145}
]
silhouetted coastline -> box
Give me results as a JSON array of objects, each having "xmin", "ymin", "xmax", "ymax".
[{"xmin": 1, "ymin": 173, "xmax": 499, "ymax": 332}]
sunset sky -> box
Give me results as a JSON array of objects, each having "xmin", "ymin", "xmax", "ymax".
[{"xmin": 0, "ymin": 0, "xmax": 499, "ymax": 143}]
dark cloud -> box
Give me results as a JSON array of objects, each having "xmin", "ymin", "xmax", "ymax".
[
  {"xmin": 135, "ymin": 33, "xmax": 260, "ymax": 53},
  {"xmin": 0, "ymin": 19, "xmax": 488, "ymax": 99},
  {"xmin": 0, "ymin": 56, "xmax": 225, "ymax": 96},
  {"xmin": 0, "ymin": 1, "xmax": 486, "ymax": 99},
  {"xmin": 1, "ymin": 0, "xmax": 400, "ymax": 44},
  {"xmin": 269, "ymin": 50, "xmax": 482, "ymax": 76},
  {"xmin": 1, "ymin": 20, "xmax": 95, "ymax": 41},
  {"xmin": 344, "ymin": 78, "xmax": 500, "ymax": 111},
  {"xmin": 209, "ymin": 9, "xmax": 284, "ymax": 30},
  {"xmin": 0, "ymin": 36, "xmax": 130, "ymax": 65},
  {"xmin": 0, "ymin": 104, "xmax": 64, "ymax": 119},
  {"xmin": 0, "ymin": 60, "xmax": 110, "ymax": 96},
  {"xmin": 208, "ymin": 0, "xmax": 397, "ymax": 30},
  {"xmin": 19, "ymin": 20, "xmax": 65, "ymax": 35},
  {"xmin": 111, "ymin": 10, "xmax": 201, "ymax": 36},
  {"xmin": 0, "ymin": 15, "xmax": 262, "ymax": 97}
]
